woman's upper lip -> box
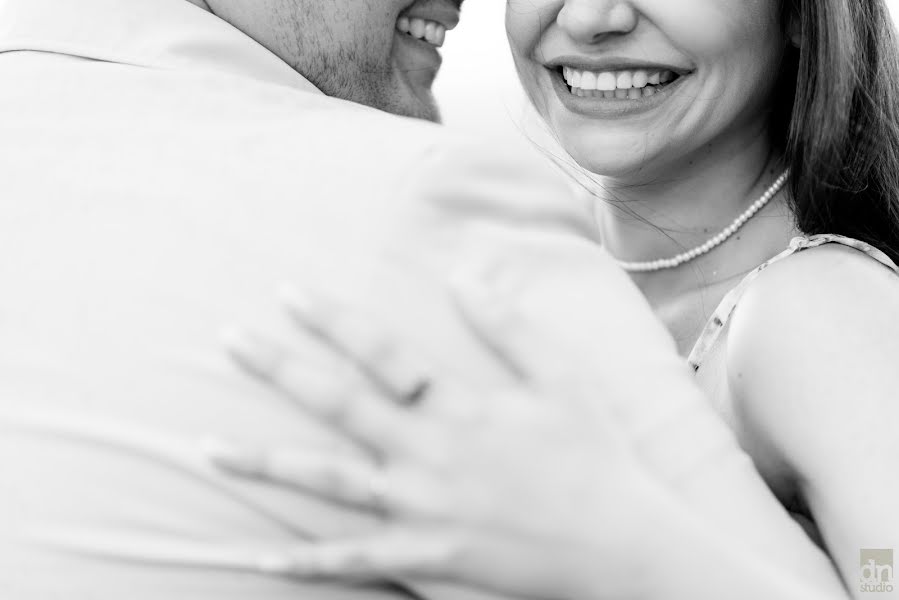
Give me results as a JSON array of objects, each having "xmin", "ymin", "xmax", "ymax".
[
  {"xmin": 544, "ymin": 56, "xmax": 694, "ymax": 75},
  {"xmin": 400, "ymin": 0, "xmax": 461, "ymax": 31}
]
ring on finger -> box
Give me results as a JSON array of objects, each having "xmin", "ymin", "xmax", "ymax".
[{"xmin": 400, "ymin": 378, "xmax": 432, "ymax": 406}]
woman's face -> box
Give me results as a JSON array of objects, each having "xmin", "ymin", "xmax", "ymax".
[{"xmin": 506, "ymin": 0, "xmax": 789, "ymax": 179}]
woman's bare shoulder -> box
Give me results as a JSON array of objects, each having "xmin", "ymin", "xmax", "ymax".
[
  {"xmin": 725, "ymin": 241, "xmax": 899, "ymax": 430},
  {"xmin": 722, "ymin": 242, "xmax": 899, "ymax": 555}
]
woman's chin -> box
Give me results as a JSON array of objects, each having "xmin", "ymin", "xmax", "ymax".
[
  {"xmin": 548, "ymin": 126, "xmax": 666, "ymax": 181},
  {"xmin": 565, "ymin": 145, "xmax": 662, "ymax": 182}
]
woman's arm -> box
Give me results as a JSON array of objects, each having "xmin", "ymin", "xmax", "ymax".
[
  {"xmin": 207, "ymin": 256, "xmax": 849, "ymax": 598},
  {"xmin": 213, "ymin": 318, "xmax": 847, "ymax": 600},
  {"xmin": 727, "ymin": 244, "xmax": 899, "ymax": 597},
  {"xmin": 612, "ymin": 492, "xmax": 847, "ymax": 600}
]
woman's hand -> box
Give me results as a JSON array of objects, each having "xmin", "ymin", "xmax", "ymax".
[
  {"xmin": 208, "ymin": 251, "xmax": 846, "ymax": 599},
  {"xmin": 210, "ymin": 286, "xmax": 683, "ymax": 599}
]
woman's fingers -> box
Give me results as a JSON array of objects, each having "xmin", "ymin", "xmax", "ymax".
[
  {"xmin": 256, "ymin": 529, "xmax": 581, "ymax": 599},
  {"xmin": 280, "ymin": 287, "xmax": 434, "ymax": 405},
  {"xmin": 449, "ymin": 265, "xmax": 567, "ymax": 387},
  {"xmin": 451, "ymin": 256, "xmax": 747, "ymax": 490},
  {"xmin": 224, "ymin": 330, "xmax": 422, "ymax": 453},
  {"xmin": 257, "ymin": 529, "xmax": 459, "ymax": 582},
  {"xmin": 278, "ymin": 287, "xmax": 488, "ymax": 422},
  {"xmin": 205, "ymin": 441, "xmax": 408, "ymax": 514}
]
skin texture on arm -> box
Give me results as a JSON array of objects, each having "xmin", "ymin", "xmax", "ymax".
[{"xmin": 726, "ymin": 243, "xmax": 899, "ymax": 597}]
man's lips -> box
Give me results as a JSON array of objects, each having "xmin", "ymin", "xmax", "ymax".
[
  {"xmin": 391, "ymin": 0, "xmax": 461, "ymax": 86},
  {"xmin": 399, "ymin": 0, "xmax": 461, "ymax": 31},
  {"xmin": 395, "ymin": 0, "xmax": 460, "ymax": 50},
  {"xmin": 393, "ymin": 24, "xmax": 443, "ymax": 88},
  {"xmin": 397, "ymin": 16, "xmax": 448, "ymax": 47}
]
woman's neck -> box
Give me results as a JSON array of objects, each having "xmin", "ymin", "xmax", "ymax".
[
  {"xmin": 592, "ymin": 127, "xmax": 800, "ymax": 353},
  {"xmin": 595, "ymin": 128, "xmax": 798, "ymax": 290}
]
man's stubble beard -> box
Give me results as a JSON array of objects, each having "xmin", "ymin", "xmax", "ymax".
[
  {"xmin": 197, "ymin": 1, "xmax": 439, "ymax": 120},
  {"xmin": 285, "ymin": 5, "xmax": 440, "ymax": 123},
  {"xmin": 299, "ymin": 45, "xmax": 440, "ymax": 122}
]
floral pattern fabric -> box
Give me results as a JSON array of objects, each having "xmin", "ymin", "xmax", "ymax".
[{"xmin": 687, "ymin": 234, "xmax": 899, "ymax": 372}]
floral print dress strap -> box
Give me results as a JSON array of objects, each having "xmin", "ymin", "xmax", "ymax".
[{"xmin": 687, "ymin": 234, "xmax": 899, "ymax": 373}]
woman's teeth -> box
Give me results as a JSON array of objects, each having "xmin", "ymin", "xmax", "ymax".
[
  {"xmin": 562, "ymin": 67, "xmax": 678, "ymax": 99},
  {"xmin": 396, "ymin": 17, "xmax": 446, "ymax": 47}
]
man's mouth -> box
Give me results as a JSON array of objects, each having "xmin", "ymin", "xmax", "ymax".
[
  {"xmin": 396, "ymin": 16, "xmax": 447, "ymax": 47},
  {"xmin": 557, "ymin": 66, "xmax": 684, "ymax": 100},
  {"xmin": 395, "ymin": 0, "xmax": 460, "ymax": 49}
]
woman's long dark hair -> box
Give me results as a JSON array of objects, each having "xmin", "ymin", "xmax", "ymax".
[{"xmin": 777, "ymin": 0, "xmax": 899, "ymax": 264}]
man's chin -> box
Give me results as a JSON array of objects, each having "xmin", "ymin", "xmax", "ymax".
[
  {"xmin": 397, "ymin": 93, "xmax": 442, "ymax": 123},
  {"xmin": 375, "ymin": 85, "xmax": 441, "ymax": 123},
  {"xmin": 313, "ymin": 72, "xmax": 440, "ymax": 122}
]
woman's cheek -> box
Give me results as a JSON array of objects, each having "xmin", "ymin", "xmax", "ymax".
[
  {"xmin": 647, "ymin": 0, "xmax": 779, "ymax": 54},
  {"xmin": 505, "ymin": 5, "xmax": 554, "ymax": 113}
]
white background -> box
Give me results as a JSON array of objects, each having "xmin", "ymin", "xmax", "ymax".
[
  {"xmin": 433, "ymin": 1, "xmax": 523, "ymax": 140},
  {"xmin": 435, "ymin": 0, "xmax": 899, "ymax": 141}
]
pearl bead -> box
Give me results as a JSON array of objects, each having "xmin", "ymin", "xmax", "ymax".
[{"xmin": 615, "ymin": 169, "xmax": 790, "ymax": 273}]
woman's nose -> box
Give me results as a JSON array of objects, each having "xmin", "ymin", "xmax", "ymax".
[{"xmin": 557, "ymin": 0, "xmax": 638, "ymax": 45}]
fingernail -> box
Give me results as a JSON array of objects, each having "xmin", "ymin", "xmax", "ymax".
[
  {"xmin": 278, "ymin": 285, "xmax": 318, "ymax": 320},
  {"xmin": 278, "ymin": 286, "xmax": 341, "ymax": 338},
  {"xmin": 220, "ymin": 327, "xmax": 284, "ymax": 379},
  {"xmin": 258, "ymin": 550, "xmax": 319, "ymax": 577},
  {"xmin": 257, "ymin": 553, "xmax": 295, "ymax": 575},
  {"xmin": 201, "ymin": 437, "xmax": 264, "ymax": 476}
]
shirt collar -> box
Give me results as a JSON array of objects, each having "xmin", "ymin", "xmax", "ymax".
[{"xmin": 0, "ymin": 0, "xmax": 321, "ymax": 94}]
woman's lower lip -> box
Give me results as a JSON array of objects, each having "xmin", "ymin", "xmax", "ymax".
[{"xmin": 548, "ymin": 68, "xmax": 687, "ymax": 118}]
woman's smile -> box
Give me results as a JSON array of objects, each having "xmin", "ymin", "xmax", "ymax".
[
  {"xmin": 507, "ymin": 0, "xmax": 786, "ymax": 178},
  {"xmin": 545, "ymin": 57, "xmax": 694, "ymax": 118}
]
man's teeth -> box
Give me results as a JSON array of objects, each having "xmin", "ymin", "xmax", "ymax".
[
  {"xmin": 562, "ymin": 67, "xmax": 678, "ymax": 99},
  {"xmin": 396, "ymin": 17, "xmax": 446, "ymax": 47}
]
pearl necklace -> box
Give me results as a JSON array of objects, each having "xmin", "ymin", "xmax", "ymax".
[{"xmin": 615, "ymin": 169, "xmax": 791, "ymax": 273}]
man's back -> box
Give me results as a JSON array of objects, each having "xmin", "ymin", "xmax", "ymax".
[{"xmin": 0, "ymin": 1, "xmax": 594, "ymax": 597}]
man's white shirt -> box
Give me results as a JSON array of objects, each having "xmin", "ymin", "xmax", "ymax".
[{"xmin": 0, "ymin": 0, "xmax": 616, "ymax": 598}]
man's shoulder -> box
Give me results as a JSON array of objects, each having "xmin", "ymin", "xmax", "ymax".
[{"xmin": 1, "ymin": 50, "xmax": 581, "ymax": 217}]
